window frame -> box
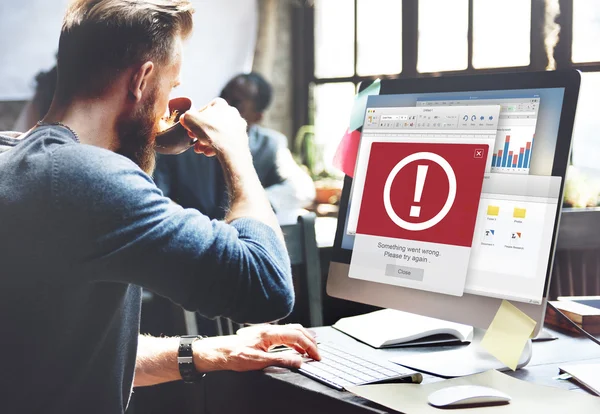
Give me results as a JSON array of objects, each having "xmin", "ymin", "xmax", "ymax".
[{"xmin": 292, "ymin": 0, "xmax": 598, "ymax": 155}]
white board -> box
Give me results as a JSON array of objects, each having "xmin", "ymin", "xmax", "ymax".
[
  {"xmin": 0, "ymin": 0, "xmax": 257, "ymax": 102},
  {"xmin": 178, "ymin": 0, "xmax": 257, "ymax": 105},
  {"xmin": 0, "ymin": 0, "xmax": 70, "ymax": 100}
]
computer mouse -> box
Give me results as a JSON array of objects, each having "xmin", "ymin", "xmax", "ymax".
[{"xmin": 428, "ymin": 385, "xmax": 511, "ymax": 408}]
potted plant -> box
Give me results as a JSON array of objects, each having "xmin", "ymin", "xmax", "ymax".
[
  {"xmin": 294, "ymin": 125, "xmax": 344, "ymax": 206},
  {"xmin": 563, "ymin": 165, "xmax": 600, "ymax": 208}
]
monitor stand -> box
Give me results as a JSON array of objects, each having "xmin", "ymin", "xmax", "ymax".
[{"xmin": 390, "ymin": 328, "xmax": 532, "ymax": 378}]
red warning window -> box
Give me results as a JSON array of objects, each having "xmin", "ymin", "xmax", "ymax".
[
  {"xmin": 357, "ymin": 142, "xmax": 488, "ymax": 247},
  {"xmin": 349, "ymin": 142, "xmax": 489, "ymax": 296}
]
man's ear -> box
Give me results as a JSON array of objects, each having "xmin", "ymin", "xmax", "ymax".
[{"xmin": 129, "ymin": 61, "xmax": 154, "ymax": 102}]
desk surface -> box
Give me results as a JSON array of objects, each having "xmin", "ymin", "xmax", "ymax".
[{"xmin": 203, "ymin": 326, "xmax": 600, "ymax": 414}]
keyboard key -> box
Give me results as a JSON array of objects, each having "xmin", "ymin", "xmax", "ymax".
[
  {"xmin": 301, "ymin": 364, "xmax": 349, "ymax": 384},
  {"xmin": 320, "ymin": 361, "xmax": 373, "ymax": 382},
  {"xmin": 333, "ymin": 378, "xmax": 355, "ymax": 389},
  {"xmin": 377, "ymin": 367, "xmax": 400, "ymax": 377},
  {"xmin": 382, "ymin": 364, "xmax": 408, "ymax": 375},
  {"xmin": 308, "ymin": 361, "xmax": 363, "ymax": 384},
  {"xmin": 331, "ymin": 360, "xmax": 378, "ymax": 380},
  {"xmin": 363, "ymin": 361, "xmax": 388, "ymax": 372},
  {"xmin": 356, "ymin": 367, "xmax": 382, "ymax": 379},
  {"xmin": 320, "ymin": 352, "xmax": 374, "ymax": 378}
]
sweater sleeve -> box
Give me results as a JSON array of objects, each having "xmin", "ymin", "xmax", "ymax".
[{"xmin": 50, "ymin": 145, "xmax": 294, "ymax": 323}]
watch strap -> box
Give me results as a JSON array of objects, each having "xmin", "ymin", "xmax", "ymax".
[{"xmin": 178, "ymin": 335, "xmax": 206, "ymax": 383}]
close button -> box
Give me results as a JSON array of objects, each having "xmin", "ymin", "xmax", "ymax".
[{"xmin": 385, "ymin": 264, "xmax": 424, "ymax": 281}]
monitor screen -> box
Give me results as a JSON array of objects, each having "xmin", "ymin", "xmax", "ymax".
[{"xmin": 336, "ymin": 86, "xmax": 566, "ymax": 305}]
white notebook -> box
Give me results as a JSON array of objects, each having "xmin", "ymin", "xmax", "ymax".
[
  {"xmin": 333, "ymin": 309, "xmax": 473, "ymax": 349},
  {"xmin": 560, "ymin": 363, "xmax": 600, "ymax": 396}
]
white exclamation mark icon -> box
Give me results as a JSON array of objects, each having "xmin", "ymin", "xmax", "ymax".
[{"xmin": 410, "ymin": 165, "xmax": 429, "ymax": 218}]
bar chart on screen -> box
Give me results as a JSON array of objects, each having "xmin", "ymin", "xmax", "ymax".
[{"xmin": 491, "ymin": 127, "xmax": 534, "ymax": 174}]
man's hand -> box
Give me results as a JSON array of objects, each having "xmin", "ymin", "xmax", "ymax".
[
  {"xmin": 180, "ymin": 98, "xmax": 283, "ymax": 236},
  {"xmin": 180, "ymin": 98, "xmax": 248, "ymax": 158},
  {"xmin": 193, "ymin": 324, "xmax": 321, "ymax": 373}
]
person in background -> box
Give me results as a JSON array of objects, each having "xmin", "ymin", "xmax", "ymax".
[
  {"xmin": 154, "ymin": 72, "xmax": 315, "ymax": 220},
  {"xmin": 3, "ymin": 65, "xmax": 56, "ymax": 154},
  {"xmin": 13, "ymin": 64, "xmax": 57, "ymax": 132},
  {"xmin": 0, "ymin": 1, "xmax": 319, "ymax": 413}
]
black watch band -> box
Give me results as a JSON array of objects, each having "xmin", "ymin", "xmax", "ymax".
[{"xmin": 178, "ymin": 335, "xmax": 206, "ymax": 383}]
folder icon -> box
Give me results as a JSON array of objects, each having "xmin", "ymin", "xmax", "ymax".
[
  {"xmin": 513, "ymin": 207, "xmax": 527, "ymax": 219},
  {"xmin": 487, "ymin": 205, "xmax": 500, "ymax": 216}
]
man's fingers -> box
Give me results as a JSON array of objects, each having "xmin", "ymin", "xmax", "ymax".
[
  {"xmin": 180, "ymin": 103, "xmax": 239, "ymax": 139},
  {"xmin": 180, "ymin": 111, "xmax": 209, "ymax": 133},
  {"xmin": 192, "ymin": 136, "xmax": 211, "ymax": 147},
  {"xmin": 193, "ymin": 142, "xmax": 216, "ymax": 157},
  {"xmin": 231, "ymin": 348, "xmax": 303, "ymax": 371},
  {"xmin": 261, "ymin": 350, "xmax": 303, "ymax": 369},
  {"xmin": 274, "ymin": 331, "xmax": 321, "ymax": 361},
  {"xmin": 180, "ymin": 112, "xmax": 201, "ymax": 137},
  {"xmin": 294, "ymin": 334, "xmax": 321, "ymax": 361},
  {"xmin": 210, "ymin": 97, "xmax": 228, "ymax": 107},
  {"xmin": 286, "ymin": 323, "xmax": 318, "ymax": 345},
  {"xmin": 286, "ymin": 343, "xmax": 313, "ymax": 357},
  {"xmin": 237, "ymin": 324, "xmax": 321, "ymax": 361},
  {"xmin": 203, "ymin": 148, "xmax": 217, "ymax": 157},
  {"xmin": 186, "ymin": 127, "xmax": 209, "ymax": 141}
]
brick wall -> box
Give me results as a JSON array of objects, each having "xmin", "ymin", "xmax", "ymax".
[{"xmin": 254, "ymin": 1, "xmax": 294, "ymax": 145}]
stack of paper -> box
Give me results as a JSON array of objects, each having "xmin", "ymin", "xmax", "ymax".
[{"xmin": 560, "ymin": 363, "xmax": 600, "ymax": 396}]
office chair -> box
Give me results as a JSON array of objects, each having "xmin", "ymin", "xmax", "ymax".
[{"xmin": 281, "ymin": 212, "xmax": 324, "ymax": 327}]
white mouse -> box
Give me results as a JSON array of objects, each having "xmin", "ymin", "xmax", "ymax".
[{"xmin": 428, "ymin": 385, "xmax": 511, "ymax": 408}]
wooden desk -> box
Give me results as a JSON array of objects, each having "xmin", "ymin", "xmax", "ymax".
[{"xmin": 202, "ymin": 326, "xmax": 600, "ymax": 414}]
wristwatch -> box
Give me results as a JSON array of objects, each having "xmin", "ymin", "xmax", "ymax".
[{"xmin": 178, "ymin": 335, "xmax": 206, "ymax": 383}]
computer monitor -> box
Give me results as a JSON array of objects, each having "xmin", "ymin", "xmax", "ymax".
[{"xmin": 327, "ymin": 71, "xmax": 581, "ymax": 351}]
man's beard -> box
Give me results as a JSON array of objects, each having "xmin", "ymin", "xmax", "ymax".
[{"xmin": 116, "ymin": 90, "xmax": 159, "ymax": 175}]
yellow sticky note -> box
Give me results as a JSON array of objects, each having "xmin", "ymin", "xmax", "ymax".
[
  {"xmin": 487, "ymin": 205, "xmax": 500, "ymax": 216},
  {"xmin": 513, "ymin": 207, "xmax": 527, "ymax": 219},
  {"xmin": 480, "ymin": 300, "xmax": 537, "ymax": 371}
]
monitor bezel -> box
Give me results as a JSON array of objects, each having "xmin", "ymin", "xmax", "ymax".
[{"xmin": 328, "ymin": 70, "xmax": 581, "ymax": 328}]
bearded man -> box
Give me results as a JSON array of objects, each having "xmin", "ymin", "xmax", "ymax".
[{"xmin": 0, "ymin": 1, "xmax": 318, "ymax": 413}]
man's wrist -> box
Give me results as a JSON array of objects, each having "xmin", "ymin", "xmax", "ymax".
[
  {"xmin": 191, "ymin": 336, "xmax": 223, "ymax": 374},
  {"xmin": 217, "ymin": 146, "xmax": 254, "ymax": 173},
  {"xmin": 217, "ymin": 149, "xmax": 261, "ymax": 197}
]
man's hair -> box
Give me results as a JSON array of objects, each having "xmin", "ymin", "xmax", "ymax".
[
  {"xmin": 56, "ymin": 0, "xmax": 194, "ymax": 100},
  {"xmin": 229, "ymin": 72, "xmax": 273, "ymax": 113}
]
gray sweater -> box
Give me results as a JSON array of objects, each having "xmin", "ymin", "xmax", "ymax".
[{"xmin": 0, "ymin": 125, "xmax": 293, "ymax": 413}]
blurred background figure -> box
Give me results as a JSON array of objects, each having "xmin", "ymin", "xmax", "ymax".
[
  {"xmin": 10, "ymin": 65, "xmax": 316, "ymax": 220},
  {"xmin": 13, "ymin": 64, "xmax": 57, "ymax": 132},
  {"xmin": 154, "ymin": 72, "xmax": 315, "ymax": 221}
]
